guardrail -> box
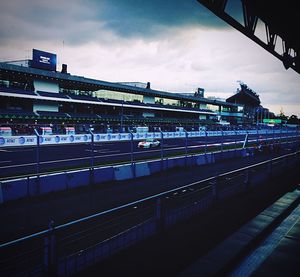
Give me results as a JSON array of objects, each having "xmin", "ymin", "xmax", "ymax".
[
  {"xmin": 0, "ymin": 148, "xmax": 299, "ymax": 276},
  {"xmin": 1, "ymin": 135, "xmax": 300, "ymax": 202},
  {"xmin": 0, "ymin": 128, "xmax": 298, "ymax": 147}
]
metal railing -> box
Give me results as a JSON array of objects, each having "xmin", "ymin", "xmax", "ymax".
[
  {"xmin": 1, "ymin": 128, "xmax": 299, "ymax": 180},
  {"xmin": 0, "ymin": 145, "xmax": 299, "ymax": 276}
]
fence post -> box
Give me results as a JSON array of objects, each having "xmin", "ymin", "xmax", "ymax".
[
  {"xmin": 34, "ymin": 128, "xmax": 40, "ymax": 195},
  {"xmin": 88, "ymin": 130, "xmax": 94, "ymax": 211},
  {"xmin": 34, "ymin": 128, "xmax": 40, "ymax": 176},
  {"xmin": 159, "ymin": 131, "xmax": 164, "ymax": 171},
  {"xmin": 242, "ymin": 131, "xmax": 249, "ymax": 149},
  {"xmin": 160, "ymin": 131, "xmax": 164, "ymax": 161},
  {"xmin": 44, "ymin": 220, "xmax": 57, "ymax": 276},
  {"xmin": 89, "ymin": 130, "xmax": 94, "ymax": 169},
  {"xmin": 204, "ymin": 131, "xmax": 208, "ymax": 155},
  {"xmin": 129, "ymin": 131, "xmax": 134, "ymax": 167},
  {"xmin": 234, "ymin": 130, "xmax": 237, "ymax": 156},
  {"xmin": 221, "ymin": 130, "xmax": 224, "ymax": 155},
  {"xmin": 184, "ymin": 130, "xmax": 188, "ymax": 165}
]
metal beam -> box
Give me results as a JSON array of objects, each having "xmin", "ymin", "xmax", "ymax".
[
  {"xmin": 265, "ymin": 25, "xmax": 277, "ymax": 51},
  {"xmin": 242, "ymin": 1, "xmax": 258, "ymax": 33},
  {"xmin": 197, "ymin": 0, "xmax": 300, "ymax": 74}
]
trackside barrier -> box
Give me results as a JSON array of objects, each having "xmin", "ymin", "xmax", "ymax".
[
  {"xmin": 214, "ymin": 152, "xmax": 223, "ymax": 162},
  {"xmin": 27, "ymin": 176, "xmax": 39, "ymax": 197},
  {"xmin": 206, "ymin": 153, "xmax": 215, "ymax": 164},
  {"xmin": 186, "ymin": 155, "xmax": 197, "ymax": 167},
  {"xmin": 93, "ymin": 166, "xmax": 114, "ymax": 184},
  {"xmin": 235, "ymin": 149, "xmax": 243, "ymax": 157},
  {"xmin": 0, "ymin": 129, "xmax": 298, "ymax": 147},
  {"xmin": 223, "ymin": 149, "xmax": 236, "ymax": 159},
  {"xmin": 163, "ymin": 157, "xmax": 186, "ymax": 170},
  {"xmin": 0, "ymin": 151, "xmax": 299, "ymax": 276},
  {"xmin": 162, "ymin": 153, "xmax": 300, "ymax": 236},
  {"xmin": 196, "ymin": 155, "xmax": 206, "ymax": 165},
  {"xmin": 221, "ymin": 150, "xmax": 230, "ymax": 160},
  {"xmin": 134, "ymin": 162, "xmax": 150, "ymax": 178},
  {"xmin": 174, "ymin": 156, "xmax": 187, "ymax": 168},
  {"xmin": 220, "ymin": 149, "xmax": 243, "ymax": 160},
  {"xmin": 148, "ymin": 160, "xmax": 162, "ymax": 174},
  {"xmin": 0, "ymin": 178, "xmax": 28, "ymax": 202},
  {"xmin": 0, "ymin": 141, "xmax": 299, "ymax": 204},
  {"xmin": 59, "ymin": 219, "xmax": 157, "ymax": 277},
  {"xmin": 66, "ymin": 170, "xmax": 90, "ymax": 189},
  {"xmin": 114, "ymin": 164, "xmax": 134, "ymax": 181},
  {"xmin": 39, "ymin": 173, "xmax": 67, "ymax": 194},
  {"xmin": 241, "ymin": 149, "xmax": 248, "ymax": 157},
  {"xmin": 0, "ymin": 143, "xmax": 300, "ymax": 204},
  {"xmin": 165, "ymin": 192, "xmax": 214, "ymax": 228}
]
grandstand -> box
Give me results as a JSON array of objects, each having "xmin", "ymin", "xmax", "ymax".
[
  {"xmin": 0, "ymin": 49, "xmax": 245, "ymax": 135},
  {"xmin": 226, "ymin": 81, "xmax": 275, "ymax": 125}
]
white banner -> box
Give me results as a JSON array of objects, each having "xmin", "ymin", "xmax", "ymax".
[{"xmin": 0, "ymin": 129, "xmax": 295, "ymax": 147}]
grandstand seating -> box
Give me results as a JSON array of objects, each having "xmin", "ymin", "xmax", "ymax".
[
  {"xmin": 98, "ymin": 98, "xmax": 125, "ymax": 104},
  {"xmin": 66, "ymin": 94, "xmax": 215, "ymax": 114},
  {"xmin": 35, "ymin": 110, "xmax": 70, "ymax": 119},
  {"xmin": 36, "ymin": 91, "xmax": 70, "ymax": 99},
  {"xmin": 67, "ymin": 113, "xmax": 100, "ymax": 119},
  {"xmin": 0, "ymin": 86, "xmax": 37, "ymax": 96},
  {"xmin": 0, "ymin": 58, "xmax": 253, "ymax": 131},
  {"xmin": 0, "ymin": 109, "xmax": 37, "ymax": 118},
  {"xmin": 0, "ymin": 86, "xmax": 219, "ymax": 131},
  {"xmin": 0, "ymin": 87, "xmax": 216, "ymax": 116},
  {"xmin": 98, "ymin": 98, "xmax": 147, "ymax": 107},
  {"xmin": 69, "ymin": 94, "xmax": 99, "ymax": 101}
]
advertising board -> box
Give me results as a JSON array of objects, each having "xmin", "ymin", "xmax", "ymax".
[{"xmin": 32, "ymin": 49, "xmax": 57, "ymax": 71}]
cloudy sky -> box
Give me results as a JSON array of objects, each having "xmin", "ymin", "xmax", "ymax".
[{"xmin": 0, "ymin": 0, "xmax": 299, "ymax": 116}]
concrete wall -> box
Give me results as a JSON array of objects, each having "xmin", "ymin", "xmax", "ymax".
[{"xmin": 0, "ymin": 143, "xmax": 299, "ymax": 204}]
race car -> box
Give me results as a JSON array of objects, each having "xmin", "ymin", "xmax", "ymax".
[{"xmin": 138, "ymin": 138, "xmax": 160, "ymax": 149}]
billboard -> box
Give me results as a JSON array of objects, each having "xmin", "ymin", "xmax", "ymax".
[
  {"xmin": 32, "ymin": 49, "xmax": 57, "ymax": 71},
  {"xmin": 263, "ymin": 119, "xmax": 282, "ymax": 124}
]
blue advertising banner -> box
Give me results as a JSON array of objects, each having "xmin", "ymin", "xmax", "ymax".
[{"xmin": 32, "ymin": 49, "xmax": 57, "ymax": 71}]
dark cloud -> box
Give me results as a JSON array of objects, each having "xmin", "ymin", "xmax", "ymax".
[
  {"xmin": 90, "ymin": 0, "xmax": 228, "ymax": 37},
  {"xmin": 0, "ymin": 0, "xmax": 99, "ymax": 45},
  {"xmin": 0, "ymin": 0, "xmax": 231, "ymax": 45}
]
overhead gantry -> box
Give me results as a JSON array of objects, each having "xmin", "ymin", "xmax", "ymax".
[{"xmin": 197, "ymin": 0, "xmax": 300, "ymax": 74}]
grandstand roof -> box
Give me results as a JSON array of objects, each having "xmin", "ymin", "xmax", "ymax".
[
  {"xmin": 226, "ymin": 84, "xmax": 261, "ymax": 107},
  {"xmin": 0, "ymin": 62, "xmax": 240, "ymax": 108}
]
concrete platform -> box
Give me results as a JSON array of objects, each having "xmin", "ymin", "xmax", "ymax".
[{"xmin": 179, "ymin": 190, "xmax": 300, "ymax": 277}]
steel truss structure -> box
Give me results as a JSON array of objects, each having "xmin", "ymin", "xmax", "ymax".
[{"xmin": 197, "ymin": 0, "xmax": 300, "ymax": 74}]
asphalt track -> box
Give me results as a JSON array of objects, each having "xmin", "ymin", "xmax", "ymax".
[
  {"xmin": 0, "ymin": 143, "xmax": 295, "ymax": 245},
  {"xmin": 0, "ymin": 133, "xmax": 283, "ymax": 178}
]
